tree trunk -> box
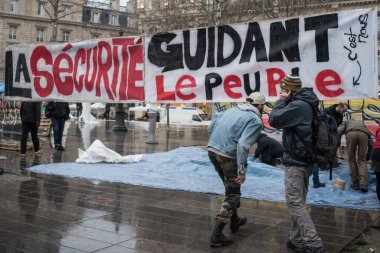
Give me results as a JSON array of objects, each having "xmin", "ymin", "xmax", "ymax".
[{"xmin": 51, "ymin": 21, "xmax": 57, "ymax": 42}]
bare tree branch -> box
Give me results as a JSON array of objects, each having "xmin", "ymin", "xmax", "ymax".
[
  {"xmin": 36, "ymin": 0, "xmax": 109, "ymax": 41},
  {"xmin": 138, "ymin": 0, "xmax": 263, "ymax": 34}
]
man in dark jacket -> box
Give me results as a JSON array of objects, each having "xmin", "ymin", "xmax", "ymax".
[
  {"xmin": 20, "ymin": 102, "xmax": 42, "ymax": 157},
  {"xmin": 269, "ymin": 75, "xmax": 325, "ymax": 253},
  {"xmin": 46, "ymin": 102, "xmax": 70, "ymax": 151},
  {"xmin": 254, "ymin": 133, "xmax": 284, "ymax": 166},
  {"xmin": 324, "ymin": 102, "xmax": 348, "ymax": 127}
]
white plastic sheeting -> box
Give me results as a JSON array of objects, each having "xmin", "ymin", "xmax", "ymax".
[
  {"xmin": 28, "ymin": 147, "xmax": 379, "ymax": 210},
  {"xmin": 79, "ymin": 103, "xmax": 98, "ymax": 124},
  {"xmin": 76, "ymin": 139, "xmax": 144, "ymax": 164}
]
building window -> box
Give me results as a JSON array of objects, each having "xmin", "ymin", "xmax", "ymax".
[
  {"xmin": 38, "ymin": 2, "xmax": 45, "ymax": 16},
  {"xmin": 10, "ymin": 0, "xmax": 18, "ymax": 13},
  {"xmin": 91, "ymin": 33, "xmax": 100, "ymax": 39},
  {"xmin": 63, "ymin": 31, "xmax": 70, "ymax": 42},
  {"xmin": 111, "ymin": 15, "xmax": 117, "ymax": 25},
  {"xmin": 9, "ymin": 25, "xmax": 17, "ymax": 39},
  {"xmin": 91, "ymin": 12, "xmax": 99, "ymax": 23},
  {"xmin": 64, "ymin": 6, "xmax": 71, "ymax": 19},
  {"xmin": 37, "ymin": 28, "xmax": 44, "ymax": 42}
]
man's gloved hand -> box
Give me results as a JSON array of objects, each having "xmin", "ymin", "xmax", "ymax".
[{"xmin": 235, "ymin": 165, "xmax": 247, "ymax": 185}]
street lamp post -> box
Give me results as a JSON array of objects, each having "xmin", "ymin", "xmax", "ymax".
[
  {"xmin": 113, "ymin": 103, "xmax": 128, "ymax": 131},
  {"xmin": 113, "ymin": 29, "xmax": 128, "ymax": 132}
]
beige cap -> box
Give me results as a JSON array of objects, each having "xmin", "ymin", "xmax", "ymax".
[{"xmin": 247, "ymin": 92, "xmax": 266, "ymax": 105}]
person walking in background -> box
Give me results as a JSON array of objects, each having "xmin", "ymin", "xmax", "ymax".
[
  {"xmin": 371, "ymin": 122, "xmax": 380, "ymax": 203},
  {"xmin": 103, "ymin": 103, "xmax": 111, "ymax": 119},
  {"xmin": 254, "ymin": 133, "xmax": 284, "ymax": 166},
  {"xmin": 45, "ymin": 102, "xmax": 70, "ymax": 151},
  {"xmin": 76, "ymin": 103, "xmax": 82, "ymax": 119},
  {"xmin": 269, "ymin": 74, "xmax": 325, "ymax": 253},
  {"xmin": 338, "ymin": 119, "xmax": 372, "ymax": 192},
  {"xmin": 208, "ymin": 92, "xmax": 266, "ymax": 247},
  {"xmin": 20, "ymin": 101, "xmax": 42, "ymax": 157}
]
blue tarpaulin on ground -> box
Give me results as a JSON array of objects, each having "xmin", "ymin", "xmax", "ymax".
[
  {"xmin": 0, "ymin": 82, "xmax": 5, "ymax": 94},
  {"xmin": 27, "ymin": 147, "xmax": 380, "ymax": 210}
]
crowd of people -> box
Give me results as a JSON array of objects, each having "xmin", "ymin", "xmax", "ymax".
[
  {"xmin": 16, "ymin": 74, "xmax": 380, "ymax": 253},
  {"xmin": 207, "ymin": 74, "xmax": 380, "ymax": 253}
]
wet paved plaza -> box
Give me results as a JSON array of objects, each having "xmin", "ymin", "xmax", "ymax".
[{"xmin": 0, "ymin": 120, "xmax": 379, "ymax": 253}]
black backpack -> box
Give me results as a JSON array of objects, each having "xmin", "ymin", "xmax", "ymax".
[{"xmin": 298, "ymin": 99, "xmax": 338, "ymax": 169}]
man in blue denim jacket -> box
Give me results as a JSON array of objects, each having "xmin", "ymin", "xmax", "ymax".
[{"xmin": 208, "ymin": 92, "xmax": 265, "ymax": 247}]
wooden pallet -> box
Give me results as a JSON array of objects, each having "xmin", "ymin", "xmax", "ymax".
[{"xmin": 0, "ymin": 139, "xmax": 33, "ymax": 151}]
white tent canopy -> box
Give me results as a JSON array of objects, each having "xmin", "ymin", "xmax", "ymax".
[
  {"xmin": 91, "ymin": 103, "xmax": 105, "ymax": 109},
  {"xmin": 129, "ymin": 106, "xmax": 148, "ymax": 112},
  {"xmin": 129, "ymin": 103, "xmax": 159, "ymax": 112}
]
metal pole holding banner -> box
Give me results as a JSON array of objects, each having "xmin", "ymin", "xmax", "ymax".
[
  {"xmin": 146, "ymin": 110, "xmax": 158, "ymax": 144},
  {"xmin": 166, "ymin": 104, "xmax": 169, "ymax": 129}
]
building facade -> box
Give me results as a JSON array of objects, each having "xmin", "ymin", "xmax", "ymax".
[
  {"xmin": 137, "ymin": 0, "xmax": 380, "ymax": 34},
  {"xmin": 0, "ymin": 0, "xmax": 139, "ymax": 82}
]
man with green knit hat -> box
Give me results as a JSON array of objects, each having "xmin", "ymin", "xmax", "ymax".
[{"xmin": 269, "ymin": 74, "xmax": 325, "ymax": 253}]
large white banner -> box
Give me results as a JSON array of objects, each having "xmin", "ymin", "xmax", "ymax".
[
  {"xmin": 145, "ymin": 9, "xmax": 378, "ymax": 102},
  {"xmin": 5, "ymin": 37, "xmax": 144, "ymax": 102}
]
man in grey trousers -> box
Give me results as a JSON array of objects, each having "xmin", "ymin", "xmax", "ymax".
[{"xmin": 269, "ymin": 74, "xmax": 324, "ymax": 253}]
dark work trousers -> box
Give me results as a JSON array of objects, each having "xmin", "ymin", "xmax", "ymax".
[
  {"xmin": 51, "ymin": 118, "xmax": 65, "ymax": 147},
  {"xmin": 20, "ymin": 122, "xmax": 40, "ymax": 154},
  {"xmin": 371, "ymin": 148, "xmax": 380, "ymax": 203},
  {"xmin": 208, "ymin": 151, "xmax": 240, "ymax": 224},
  {"xmin": 375, "ymin": 172, "xmax": 380, "ymax": 203},
  {"xmin": 346, "ymin": 131, "xmax": 369, "ymax": 187}
]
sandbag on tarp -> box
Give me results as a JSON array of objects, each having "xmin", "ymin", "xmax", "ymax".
[{"xmin": 76, "ymin": 139, "xmax": 144, "ymax": 163}]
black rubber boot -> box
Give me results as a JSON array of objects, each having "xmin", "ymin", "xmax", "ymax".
[
  {"xmin": 230, "ymin": 212, "xmax": 247, "ymax": 233},
  {"xmin": 210, "ymin": 221, "xmax": 233, "ymax": 247},
  {"xmin": 313, "ymin": 182, "xmax": 326, "ymax": 188},
  {"xmin": 360, "ymin": 185, "xmax": 368, "ymax": 193},
  {"xmin": 350, "ymin": 180, "xmax": 360, "ymax": 190}
]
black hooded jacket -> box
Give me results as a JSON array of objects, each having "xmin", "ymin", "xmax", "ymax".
[
  {"xmin": 268, "ymin": 88, "xmax": 319, "ymax": 166},
  {"xmin": 20, "ymin": 102, "xmax": 42, "ymax": 123},
  {"xmin": 46, "ymin": 102, "xmax": 70, "ymax": 120},
  {"xmin": 254, "ymin": 133, "xmax": 284, "ymax": 158},
  {"xmin": 324, "ymin": 104, "xmax": 344, "ymax": 126}
]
